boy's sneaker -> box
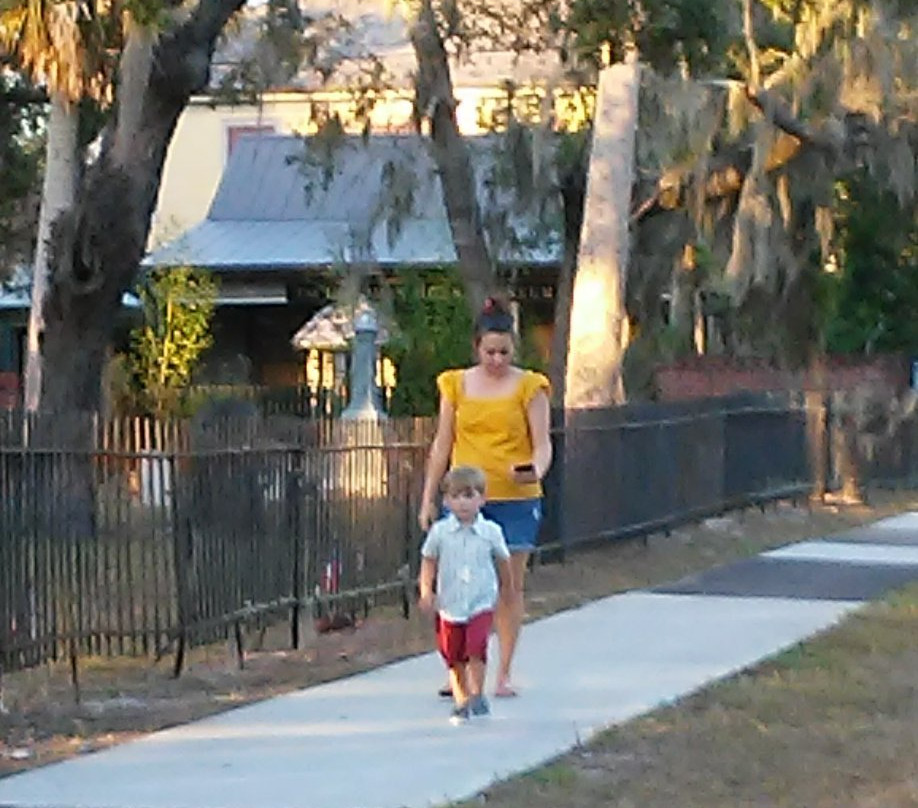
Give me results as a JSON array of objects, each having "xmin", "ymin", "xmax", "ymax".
[
  {"xmin": 449, "ymin": 704, "xmax": 470, "ymax": 725},
  {"xmin": 469, "ymin": 696, "xmax": 490, "ymax": 717}
]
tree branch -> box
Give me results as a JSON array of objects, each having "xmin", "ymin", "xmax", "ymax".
[
  {"xmin": 189, "ymin": 0, "xmax": 248, "ymax": 45},
  {"xmin": 630, "ymin": 191, "xmax": 661, "ymax": 223},
  {"xmin": 744, "ymin": 86, "xmax": 839, "ymax": 152},
  {"xmin": 742, "ymin": 0, "xmax": 761, "ymax": 89},
  {"xmin": 632, "ymin": 126, "xmax": 823, "ymax": 224},
  {"xmin": 704, "ymin": 79, "xmax": 843, "ymax": 153},
  {"xmin": 628, "ymin": 79, "xmax": 848, "ymax": 222},
  {"xmin": 149, "ymin": 0, "xmax": 247, "ymax": 99}
]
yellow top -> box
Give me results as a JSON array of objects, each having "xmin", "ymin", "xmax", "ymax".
[{"xmin": 438, "ymin": 368, "xmax": 550, "ymax": 501}]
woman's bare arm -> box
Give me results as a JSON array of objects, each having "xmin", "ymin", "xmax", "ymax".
[
  {"xmin": 419, "ymin": 395, "xmax": 455, "ymax": 528},
  {"xmin": 527, "ymin": 389, "xmax": 552, "ymax": 480}
]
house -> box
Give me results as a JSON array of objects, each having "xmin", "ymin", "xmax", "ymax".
[
  {"xmin": 0, "ymin": 267, "xmax": 142, "ymax": 407},
  {"xmin": 0, "ymin": 271, "xmax": 30, "ymax": 406},
  {"xmin": 149, "ymin": 0, "xmax": 577, "ymax": 247},
  {"xmin": 145, "ymin": 132, "xmax": 563, "ymax": 387}
]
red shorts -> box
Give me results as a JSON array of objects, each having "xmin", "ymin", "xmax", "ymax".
[{"xmin": 436, "ymin": 611, "xmax": 493, "ymax": 668}]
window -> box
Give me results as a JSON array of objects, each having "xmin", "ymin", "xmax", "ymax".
[{"xmin": 226, "ymin": 124, "xmax": 276, "ymax": 156}]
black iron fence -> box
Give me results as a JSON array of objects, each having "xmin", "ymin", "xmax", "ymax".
[
  {"xmin": 0, "ymin": 413, "xmax": 433, "ymax": 677},
  {"xmin": 540, "ymin": 393, "xmax": 810, "ymax": 552},
  {"xmin": 182, "ymin": 384, "xmax": 353, "ymax": 418},
  {"xmin": 2, "ymin": 390, "xmax": 913, "ymax": 677}
]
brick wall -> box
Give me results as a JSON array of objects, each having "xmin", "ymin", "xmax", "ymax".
[{"xmin": 655, "ymin": 355, "xmax": 910, "ymax": 401}]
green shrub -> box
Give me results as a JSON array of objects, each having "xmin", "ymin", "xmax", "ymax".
[
  {"xmin": 386, "ymin": 271, "xmax": 473, "ymax": 416},
  {"xmin": 130, "ymin": 266, "xmax": 218, "ymax": 416}
]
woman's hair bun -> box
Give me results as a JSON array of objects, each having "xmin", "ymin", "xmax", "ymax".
[
  {"xmin": 475, "ymin": 293, "xmax": 514, "ymax": 336},
  {"xmin": 481, "ymin": 294, "xmax": 510, "ymax": 316}
]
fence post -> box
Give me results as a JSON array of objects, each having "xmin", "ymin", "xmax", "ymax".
[
  {"xmin": 718, "ymin": 402, "xmax": 729, "ymax": 509},
  {"xmin": 805, "ymin": 391, "xmax": 828, "ymax": 501},
  {"xmin": 538, "ymin": 408, "xmax": 566, "ymax": 564},
  {"xmin": 171, "ymin": 452, "xmax": 193, "ymax": 679},
  {"xmin": 401, "ymin": 485, "xmax": 414, "ymax": 620},
  {"xmin": 830, "ymin": 392, "xmax": 863, "ymax": 503},
  {"xmin": 287, "ymin": 451, "xmax": 305, "ymax": 650}
]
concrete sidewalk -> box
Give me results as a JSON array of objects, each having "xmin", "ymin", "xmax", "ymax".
[{"xmin": 3, "ymin": 514, "xmax": 918, "ymax": 808}]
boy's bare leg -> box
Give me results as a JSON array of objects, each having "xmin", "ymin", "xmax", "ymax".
[
  {"xmin": 448, "ymin": 664, "xmax": 469, "ymax": 706},
  {"xmin": 466, "ymin": 657, "xmax": 485, "ymax": 698}
]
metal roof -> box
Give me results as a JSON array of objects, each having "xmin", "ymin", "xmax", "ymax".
[
  {"xmin": 146, "ymin": 134, "xmax": 563, "ymax": 270},
  {"xmin": 0, "ymin": 287, "xmax": 142, "ymax": 311},
  {"xmin": 0, "ymin": 267, "xmax": 141, "ymax": 311}
]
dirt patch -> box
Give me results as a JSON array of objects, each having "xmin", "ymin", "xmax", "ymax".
[{"xmin": 2, "ymin": 489, "xmax": 916, "ymax": 779}]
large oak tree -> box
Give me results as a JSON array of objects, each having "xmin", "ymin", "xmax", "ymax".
[
  {"xmin": 33, "ymin": 0, "xmax": 247, "ymax": 413},
  {"xmin": 571, "ymin": 0, "xmax": 915, "ymax": 393}
]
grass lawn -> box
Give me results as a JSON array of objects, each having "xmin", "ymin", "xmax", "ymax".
[{"xmin": 468, "ymin": 582, "xmax": 918, "ymax": 808}]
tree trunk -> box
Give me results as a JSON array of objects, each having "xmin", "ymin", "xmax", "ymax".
[
  {"xmin": 23, "ymin": 93, "xmax": 78, "ymax": 412},
  {"xmin": 39, "ymin": 1, "xmax": 246, "ymax": 414},
  {"xmin": 723, "ymin": 124, "xmax": 772, "ymax": 303},
  {"xmin": 549, "ymin": 147, "xmax": 588, "ymax": 405},
  {"xmin": 564, "ymin": 55, "xmax": 640, "ymax": 409},
  {"xmin": 408, "ymin": 0, "xmax": 495, "ymax": 314},
  {"xmin": 549, "ymin": 249, "xmax": 575, "ymax": 408},
  {"xmin": 670, "ymin": 243, "xmax": 699, "ymax": 354}
]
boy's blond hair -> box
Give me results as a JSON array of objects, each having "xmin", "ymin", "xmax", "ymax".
[{"xmin": 440, "ymin": 465, "xmax": 486, "ymax": 497}]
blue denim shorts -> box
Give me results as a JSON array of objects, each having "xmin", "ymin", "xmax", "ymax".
[{"xmin": 481, "ymin": 499, "xmax": 543, "ymax": 552}]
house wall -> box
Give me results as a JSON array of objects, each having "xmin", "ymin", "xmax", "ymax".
[
  {"xmin": 196, "ymin": 303, "xmax": 315, "ymax": 385},
  {"xmin": 0, "ymin": 322, "xmax": 21, "ymax": 374},
  {"xmin": 194, "ymin": 271, "xmax": 559, "ymax": 392},
  {"xmin": 0, "ymin": 321, "xmax": 21, "ymax": 408}
]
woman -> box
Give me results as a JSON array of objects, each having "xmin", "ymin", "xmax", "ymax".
[{"xmin": 418, "ymin": 295, "xmax": 552, "ymax": 698}]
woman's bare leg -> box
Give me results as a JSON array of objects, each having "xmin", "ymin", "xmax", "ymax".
[{"xmin": 495, "ymin": 551, "xmax": 529, "ymax": 694}]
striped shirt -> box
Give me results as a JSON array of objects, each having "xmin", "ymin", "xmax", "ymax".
[{"xmin": 421, "ymin": 513, "xmax": 510, "ymax": 623}]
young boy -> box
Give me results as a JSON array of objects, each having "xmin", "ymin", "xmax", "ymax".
[{"xmin": 418, "ymin": 465, "xmax": 513, "ymax": 724}]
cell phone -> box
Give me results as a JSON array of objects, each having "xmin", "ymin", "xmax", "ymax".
[{"xmin": 514, "ymin": 463, "xmax": 535, "ymax": 473}]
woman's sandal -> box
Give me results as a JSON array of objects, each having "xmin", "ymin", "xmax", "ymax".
[
  {"xmin": 438, "ymin": 684, "xmax": 453, "ymax": 698},
  {"xmin": 494, "ymin": 680, "xmax": 518, "ymax": 698}
]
